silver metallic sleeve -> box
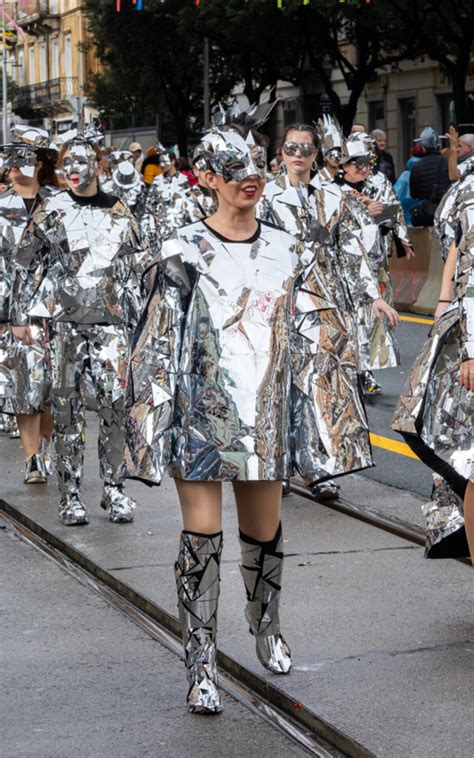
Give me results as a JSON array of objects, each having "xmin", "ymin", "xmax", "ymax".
[
  {"xmin": 122, "ymin": 243, "xmax": 191, "ymax": 483},
  {"xmin": 457, "ymin": 208, "xmax": 474, "ymax": 361}
]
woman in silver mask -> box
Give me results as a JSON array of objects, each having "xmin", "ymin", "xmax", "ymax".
[
  {"xmin": 10, "ymin": 127, "xmax": 153, "ymax": 526},
  {"xmin": 0, "ymin": 127, "xmax": 57, "ymax": 483},
  {"xmin": 123, "ymin": 127, "xmax": 373, "ymax": 714}
]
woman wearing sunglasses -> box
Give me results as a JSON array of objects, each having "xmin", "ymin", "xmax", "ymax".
[
  {"xmin": 335, "ymin": 133, "xmax": 402, "ymax": 395},
  {"xmin": 259, "ymin": 123, "xmax": 396, "ymax": 502}
]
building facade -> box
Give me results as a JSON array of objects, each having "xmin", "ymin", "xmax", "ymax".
[{"xmin": 6, "ymin": 0, "xmax": 99, "ymax": 135}]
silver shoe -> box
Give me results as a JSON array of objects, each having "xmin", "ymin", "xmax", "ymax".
[
  {"xmin": 100, "ymin": 483, "xmax": 135, "ymax": 523},
  {"xmin": 9, "ymin": 421, "xmax": 20, "ymax": 439},
  {"xmin": 175, "ymin": 531, "xmax": 223, "ymax": 714},
  {"xmin": 39, "ymin": 437, "xmax": 54, "ymax": 477},
  {"xmin": 239, "ymin": 525, "xmax": 292, "ymax": 675},
  {"xmin": 24, "ymin": 454, "xmax": 47, "ymax": 484},
  {"xmin": 59, "ymin": 494, "xmax": 89, "ymax": 526}
]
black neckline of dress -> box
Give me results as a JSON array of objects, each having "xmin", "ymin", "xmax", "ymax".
[{"xmin": 202, "ymin": 219, "xmax": 261, "ymax": 244}]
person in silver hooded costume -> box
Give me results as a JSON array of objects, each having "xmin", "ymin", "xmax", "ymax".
[
  {"xmin": 10, "ymin": 126, "xmax": 153, "ymax": 526},
  {"xmin": 392, "ymin": 195, "xmax": 474, "ymax": 561},
  {"xmin": 122, "ymin": 122, "xmax": 374, "ymax": 714},
  {"xmin": 0, "ymin": 125, "xmax": 57, "ymax": 483},
  {"xmin": 335, "ymin": 132, "xmax": 403, "ymax": 393},
  {"xmin": 259, "ymin": 119, "xmax": 398, "ymax": 501}
]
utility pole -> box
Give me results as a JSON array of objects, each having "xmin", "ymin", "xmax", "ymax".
[
  {"xmin": 1, "ymin": 1, "xmax": 9, "ymax": 143},
  {"xmin": 203, "ymin": 35, "xmax": 210, "ymax": 129}
]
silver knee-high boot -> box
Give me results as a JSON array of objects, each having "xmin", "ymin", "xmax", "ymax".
[
  {"xmin": 175, "ymin": 530, "xmax": 223, "ymax": 714},
  {"xmin": 239, "ymin": 523, "xmax": 292, "ymax": 674}
]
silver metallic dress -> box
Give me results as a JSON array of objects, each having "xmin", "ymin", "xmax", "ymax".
[
  {"xmin": 392, "ymin": 201, "xmax": 473, "ymax": 557},
  {"xmin": 336, "ymin": 176, "xmax": 400, "ymax": 369},
  {"xmin": 123, "ymin": 220, "xmax": 373, "ymax": 484},
  {"xmin": 146, "ymin": 172, "xmax": 214, "ymax": 241},
  {"xmin": 0, "ymin": 187, "xmax": 51, "ymax": 415},
  {"xmin": 434, "ymin": 156, "xmax": 474, "ymax": 261}
]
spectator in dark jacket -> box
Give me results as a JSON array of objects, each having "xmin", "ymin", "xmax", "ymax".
[
  {"xmin": 409, "ymin": 127, "xmax": 450, "ymax": 203},
  {"xmin": 370, "ymin": 129, "xmax": 396, "ymax": 183}
]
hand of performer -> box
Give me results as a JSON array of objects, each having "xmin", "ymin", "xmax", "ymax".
[
  {"xmin": 11, "ymin": 325, "xmax": 34, "ymax": 345},
  {"xmin": 367, "ymin": 201, "xmax": 384, "ymax": 217},
  {"xmin": 460, "ymin": 359, "xmax": 474, "ymax": 392},
  {"xmin": 372, "ymin": 298, "xmax": 400, "ymax": 327},
  {"xmin": 401, "ymin": 240, "xmax": 415, "ymax": 259}
]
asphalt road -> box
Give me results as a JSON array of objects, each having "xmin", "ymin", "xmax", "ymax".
[{"xmin": 362, "ymin": 313, "xmax": 434, "ymax": 499}]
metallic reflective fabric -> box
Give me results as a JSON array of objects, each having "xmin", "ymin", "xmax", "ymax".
[
  {"xmin": 100, "ymin": 483, "xmax": 135, "ymax": 523},
  {"xmin": 336, "ymin": 175, "xmax": 400, "ymax": 370},
  {"xmin": 175, "ymin": 531, "xmax": 223, "ymax": 714},
  {"xmin": 10, "ymin": 190, "xmax": 150, "ymax": 329},
  {"xmin": 146, "ymin": 172, "xmax": 214, "ymax": 241},
  {"xmin": 59, "ymin": 493, "xmax": 89, "ymax": 526},
  {"xmin": 392, "ymin": 202, "xmax": 474, "ymax": 484},
  {"xmin": 24, "ymin": 453, "xmax": 47, "ymax": 484},
  {"xmin": 434, "ymin": 156, "xmax": 474, "ymax": 261},
  {"xmin": 123, "ymin": 220, "xmax": 372, "ymax": 485},
  {"xmin": 50, "ymin": 323, "xmax": 130, "ymax": 498},
  {"xmin": 239, "ymin": 526, "xmax": 291, "ymax": 675},
  {"xmin": 423, "ymin": 476, "xmax": 466, "ymax": 558},
  {"xmin": 0, "ymin": 188, "xmax": 52, "ymax": 415}
]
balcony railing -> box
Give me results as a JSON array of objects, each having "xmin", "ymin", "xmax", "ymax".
[
  {"xmin": 17, "ymin": 1, "xmax": 60, "ymax": 33},
  {"xmin": 13, "ymin": 77, "xmax": 79, "ymax": 117}
]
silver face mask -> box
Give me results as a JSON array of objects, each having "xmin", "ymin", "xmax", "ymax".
[
  {"xmin": 0, "ymin": 145, "xmax": 37, "ymax": 177},
  {"xmin": 325, "ymin": 148, "xmax": 342, "ymax": 168},
  {"xmin": 62, "ymin": 145, "xmax": 97, "ymax": 191}
]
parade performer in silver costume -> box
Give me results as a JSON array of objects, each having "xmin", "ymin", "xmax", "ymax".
[
  {"xmin": 10, "ymin": 126, "xmax": 151, "ymax": 526},
  {"xmin": 317, "ymin": 113, "xmax": 344, "ymax": 182},
  {"xmin": 259, "ymin": 122, "xmax": 397, "ymax": 501},
  {"xmin": 122, "ymin": 123, "xmax": 374, "ymax": 714},
  {"xmin": 392, "ymin": 196, "xmax": 473, "ymax": 560},
  {"xmin": 434, "ymin": 154, "xmax": 474, "ymax": 262},
  {"xmin": 335, "ymin": 133, "xmax": 402, "ymax": 393},
  {"xmin": 0, "ymin": 126, "xmax": 57, "ymax": 483}
]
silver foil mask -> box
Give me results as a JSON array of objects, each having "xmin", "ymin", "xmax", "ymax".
[
  {"xmin": 205, "ymin": 130, "xmax": 266, "ymax": 182},
  {"xmin": 0, "ymin": 145, "xmax": 37, "ymax": 178},
  {"xmin": 325, "ymin": 147, "xmax": 342, "ymax": 168},
  {"xmin": 62, "ymin": 145, "xmax": 97, "ymax": 190}
]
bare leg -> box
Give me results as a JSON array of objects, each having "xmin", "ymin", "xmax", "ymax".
[
  {"xmin": 175, "ymin": 479, "xmax": 223, "ymax": 533},
  {"xmin": 233, "ymin": 480, "xmax": 282, "ymax": 540},
  {"xmin": 464, "ymin": 480, "xmax": 474, "ymax": 564},
  {"xmin": 39, "ymin": 406, "xmax": 54, "ymax": 441},
  {"xmin": 17, "ymin": 412, "xmax": 41, "ymax": 459}
]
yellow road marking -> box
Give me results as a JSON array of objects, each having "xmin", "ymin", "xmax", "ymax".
[
  {"xmin": 400, "ymin": 315, "xmax": 434, "ymax": 325},
  {"xmin": 370, "ymin": 433, "xmax": 420, "ymax": 460}
]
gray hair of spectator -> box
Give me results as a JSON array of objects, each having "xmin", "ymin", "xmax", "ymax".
[
  {"xmin": 459, "ymin": 134, "xmax": 474, "ymax": 148},
  {"xmin": 371, "ymin": 129, "xmax": 387, "ymax": 141}
]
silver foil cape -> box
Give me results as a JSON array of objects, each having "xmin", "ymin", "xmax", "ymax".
[
  {"xmin": 10, "ymin": 189, "xmax": 155, "ymax": 499},
  {"xmin": 0, "ymin": 187, "xmax": 52, "ymax": 414},
  {"xmin": 336, "ymin": 174, "xmax": 400, "ymax": 369},
  {"xmin": 392, "ymin": 202, "xmax": 474, "ymax": 484},
  {"xmin": 122, "ymin": 220, "xmax": 372, "ymax": 484}
]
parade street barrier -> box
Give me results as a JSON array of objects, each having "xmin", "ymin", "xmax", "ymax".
[{"xmin": 390, "ymin": 227, "xmax": 443, "ymax": 316}]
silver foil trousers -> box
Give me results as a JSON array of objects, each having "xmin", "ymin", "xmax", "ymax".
[
  {"xmin": 239, "ymin": 524, "xmax": 292, "ymax": 674},
  {"xmin": 175, "ymin": 531, "xmax": 223, "ymax": 714},
  {"xmin": 50, "ymin": 324, "xmax": 129, "ymax": 496}
]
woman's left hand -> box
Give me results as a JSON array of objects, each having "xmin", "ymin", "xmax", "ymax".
[{"xmin": 460, "ymin": 359, "xmax": 474, "ymax": 392}]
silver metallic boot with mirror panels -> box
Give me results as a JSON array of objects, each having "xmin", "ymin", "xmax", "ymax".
[
  {"xmin": 175, "ymin": 530, "xmax": 223, "ymax": 714},
  {"xmin": 239, "ymin": 524, "xmax": 292, "ymax": 675},
  {"xmin": 100, "ymin": 483, "xmax": 135, "ymax": 523}
]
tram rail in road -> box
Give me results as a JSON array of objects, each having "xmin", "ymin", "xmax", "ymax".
[{"xmin": 1, "ymin": 499, "xmax": 375, "ymax": 758}]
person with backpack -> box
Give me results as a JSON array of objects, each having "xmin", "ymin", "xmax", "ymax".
[{"xmin": 409, "ymin": 127, "xmax": 451, "ymax": 227}]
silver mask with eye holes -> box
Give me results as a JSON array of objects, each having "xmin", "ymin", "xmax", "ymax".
[
  {"xmin": 0, "ymin": 125, "xmax": 56, "ymax": 178},
  {"xmin": 62, "ymin": 144, "xmax": 97, "ymax": 191},
  {"xmin": 201, "ymin": 129, "xmax": 266, "ymax": 183}
]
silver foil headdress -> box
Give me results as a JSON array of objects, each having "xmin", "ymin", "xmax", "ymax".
[
  {"xmin": 0, "ymin": 125, "xmax": 57, "ymax": 177},
  {"xmin": 317, "ymin": 115, "xmax": 344, "ymax": 166},
  {"xmin": 341, "ymin": 131, "xmax": 374, "ymax": 164}
]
